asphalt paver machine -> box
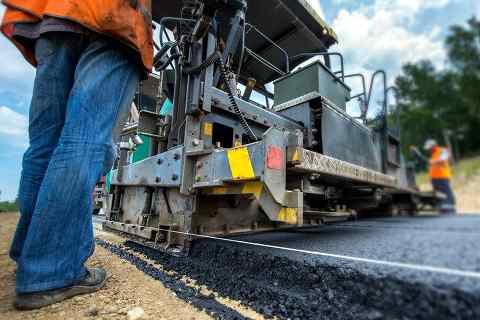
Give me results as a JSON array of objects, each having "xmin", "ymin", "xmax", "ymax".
[{"xmin": 104, "ymin": 0, "xmax": 428, "ymax": 255}]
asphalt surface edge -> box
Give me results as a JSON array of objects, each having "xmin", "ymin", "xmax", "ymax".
[{"xmin": 120, "ymin": 239, "xmax": 480, "ymax": 320}]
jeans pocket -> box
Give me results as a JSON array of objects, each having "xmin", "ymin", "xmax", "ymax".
[{"xmin": 35, "ymin": 37, "xmax": 56, "ymax": 65}]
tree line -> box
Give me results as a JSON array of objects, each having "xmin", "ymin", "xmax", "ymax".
[{"xmin": 394, "ymin": 17, "xmax": 480, "ymax": 161}]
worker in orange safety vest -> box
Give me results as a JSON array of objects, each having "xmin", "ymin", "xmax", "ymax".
[
  {"xmin": 423, "ymin": 139, "xmax": 456, "ymax": 214},
  {"xmin": 2, "ymin": 0, "xmax": 152, "ymax": 310}
]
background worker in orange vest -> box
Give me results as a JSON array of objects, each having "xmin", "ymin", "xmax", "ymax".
[
  {"xmin": 423, "ymin": 139, "xmax": 457, "ymax": 214},
  {"xmin": 1, "ymin": 0, "xmax": 152, "ymax": 310}
]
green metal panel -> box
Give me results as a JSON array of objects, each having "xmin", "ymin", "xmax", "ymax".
[
  {"xmin": 273, "ymin": 61, "xmax": 351, "ymax": 110},
  {"xmin": 160, "ymin": 99, "xmax": 173, "ymax": 116},
  {"xmin": 106, "ymin": 134, "xmax": 152, "ymax": 193},
  {"xmin": 105, "ymin": 171, "xmax": 112, "ymax": 193},
  {"xmin": 132, "ymin": 134, "xmax": 152, "ymax": 163}
]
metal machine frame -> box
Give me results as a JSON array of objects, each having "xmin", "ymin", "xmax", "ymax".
[{"xmin": 104, "ymin": 0, "xmax": 428, "ymax": 255}]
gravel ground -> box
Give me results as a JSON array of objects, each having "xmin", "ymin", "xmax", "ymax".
[
  {"xmin": 0, "ymin": 213, "xmax": 217, "ymax": 320},
  {"xmin": 3, "ymin": 212, "xmax": 480, "ymax": 320},
  {"xmin": 455, "ymin": 173, "xmax": 480, "ymax": 213}
]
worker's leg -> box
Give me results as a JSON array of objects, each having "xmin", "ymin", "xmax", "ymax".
[
  {"xmin": 432, "ymin": 179, "xmax": 456, "ymax": 214},
  {"xmin": 15, "ymin": 35, "xmax": 140, "ymax": 293},
  {"xmin": 10, "ymin": 33, "xmax": 82, "ymax": 262},
  {"xmin": 441, "ymin": 179, "xmax": 456, "ymax": 214}
]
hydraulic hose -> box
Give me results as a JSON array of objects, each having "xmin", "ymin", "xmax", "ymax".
[
  {"xmin": 183, "ymin": 51, "xmax": 257, "ymax": 141},
  {"xmin": 155, "ymin": 53, "xmax": 181, "ymax": 72},
  {"xmin": 153, "ymin": 41, "xmax": 177, "ymax": 69},
  {"xmin": 217, "ymin": 54, "xmax": 258, "ymax": 142},
  {"xmin": 183, "ymin": 51, "xmax": 220, "ymax": 75}
]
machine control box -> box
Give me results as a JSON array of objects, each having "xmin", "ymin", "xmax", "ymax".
[{"xmin": 273, "ymin": 61, "xmax": 351, "ymax": 111}]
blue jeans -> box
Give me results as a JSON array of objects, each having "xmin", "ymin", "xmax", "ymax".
[
  {"xmin": 432, "ymin": 179, "xmax": 456, "ymax": 214},
  {"xmin": 10, "ymin": 32, "xmax": 140, "ymax": 293}
]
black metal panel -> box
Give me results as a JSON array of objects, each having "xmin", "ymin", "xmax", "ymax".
[
  {"xmin": 135, "ymin": 76, "xmax": 160, "ymax": 112},
  {"xmin": 152, "ymin": 1, "xmax": 336, "ymax": 84},
  {"xmin": 321, "ymin": 105, "xmax": 382, "ymax": 171},
  {"xmin": 275, "ymin": 103, "xmax": 315, "ymax": 147},
  {"xmin": 209, "ymin": 87, "xmax": 303, "ymax": 131}
]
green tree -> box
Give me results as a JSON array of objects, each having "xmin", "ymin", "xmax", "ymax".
[
  {"xmin": 446, "ymin": 17, "xmax": 480, "ymax": 151},
  {"xmin": 394, "ymin": 17, "xmax": 480, "ymax": 159}
]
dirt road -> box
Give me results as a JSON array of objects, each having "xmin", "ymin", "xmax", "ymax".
[
  {"xmin": 455, "ymin": 173, "xmax": 480, "ymax": 213},
  {"xmin": 0, "ymin": 213, "xmax": 220, "ymax": 320}
]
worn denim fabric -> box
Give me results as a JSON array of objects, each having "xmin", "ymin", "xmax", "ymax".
[
  {"xmin": 10, "ymin": 32, "xmax": 140, "ymax": 293},
  {"xmin": 432, "ymin": 179, "xmax": 456, "ymax": 214}
]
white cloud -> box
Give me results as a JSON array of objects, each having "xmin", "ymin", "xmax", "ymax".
[
  {"xmin": 0, "ymin": 106, "xmax": 28, "ymax": 147},
  {"xmin": 329, "ymin": 0, "xmax": 452, "ymax": 116},
  {"xmin": 374, "ymin": 0, "xmax": 452, "ymax": 16},
  {"xmin": 333, "ymin": 8, "xmax": 445, "ymax": 71}
]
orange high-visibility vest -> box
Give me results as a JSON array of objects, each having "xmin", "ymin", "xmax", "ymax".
[
  {"xmin": 429, "ymin": 146, "xmax": 452, "ymax": 180},
  {"xmin": 1, "ymin": 0, "xmax": 153, "ymax": 72}
]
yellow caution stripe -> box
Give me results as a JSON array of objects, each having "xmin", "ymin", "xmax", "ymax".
[
  {"xmin": 278, "ymin": 207, "xmax": 298, "ymax": 224},
  {"xmin": 241, "ymin": 181, "xmax": 263, "ymax": 200},
  {"xmin": 227, "ymin": 147, "xmax": 256, "ymax": 180},
  {"xmin": 203, "ymin": 122, "xmax": 213, "ymax": 137}
]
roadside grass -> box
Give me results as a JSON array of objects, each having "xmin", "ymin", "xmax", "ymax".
[
  {"xmin": 0, "ymin": 201, "xmax": 18, "ymax": 213},
  {"xmin": 416, "ymin": 155, "xmax": 480, "ymax": 187}
]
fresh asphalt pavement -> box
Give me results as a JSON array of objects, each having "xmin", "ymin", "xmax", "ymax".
[
  {"xmin": 227, "ymin": 214, "xmax": 480, "ymax": 293},
  {"xmin": 95, "ymin": 214, "xmax": 480, "ymax": 292},
  {"xmin": 96, "ymin": 214, "xmax": 480, "ymax": 319}
]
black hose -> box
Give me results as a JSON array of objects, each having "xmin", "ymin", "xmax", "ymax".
[
  {"xmin": 176, "ymin": 50, "xmax": 258, "ymax": 142},
  {"xmin": 168, "ymin": 58, "xmax": 183, "ymax": 148},
  {"xmin": 155, "ymin": 53, "xmax": 181, "ymax": 72},
  {"xmin": 183, "ymin": 51, "xmax": 220, "ymax": 74},
  {"xmin": 153, "ymin": 42, "xmax": 177, "ymax": 67},
  {"xmin": 217, "ymin": 54, "xmax": 258, "ymax": 141}
]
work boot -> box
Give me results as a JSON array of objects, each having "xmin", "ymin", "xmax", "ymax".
[{"xmin": 14, "ymin": 267, "xmax": 107, "ymax": 310}]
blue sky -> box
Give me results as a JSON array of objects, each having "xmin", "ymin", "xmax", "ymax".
[{"xmin": 0, "ymin": 1, "xmax": 479, "ymax": 201}]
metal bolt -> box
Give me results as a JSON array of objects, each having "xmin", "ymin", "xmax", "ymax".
[
  {"xmin": 171, "ymin": 174, "xmax": 179, "ymax": 181},
  {"xmin": 157, "ymin": 158, "xmax": 163, "ymax": 165},
  {"xmin": 173, "ymin": 153, "xmax": 181, "ymax": 160},
  {"xmin": 192, "ymin": 138, "xmax": 200, "ymax": 147},
  {"xmin": 155, "ymin": 177, "xmax": 162, "ymax": 183}
]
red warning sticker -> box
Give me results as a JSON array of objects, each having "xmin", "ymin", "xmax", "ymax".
[{"xmin": 267, "ymin": 146, "xmax": 284, "ymax": 170}]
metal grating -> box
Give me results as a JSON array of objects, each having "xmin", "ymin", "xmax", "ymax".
[{"xmin": 289, "ymin": 148, "xmax": 397, "ymax": 187}]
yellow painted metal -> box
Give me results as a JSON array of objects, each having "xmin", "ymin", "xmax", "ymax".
[
  {"xmin": 292, "ymin": 149, "xmax": 300, "ymax": 162},
  {"xmin": 241, "ymin": 181, "xmax": 263, "ymax": 200},
  {"xmin": 203, "ymin": 122, "xmax": 213, "ymax": 137},
  {"xmin": 278, "ymin": 207, "xmax": 298, "ymax": 224},
  {"xmin": 227, "ymin": 147, "xmax": 256, "ymax": 180},
  {"xmin": 211, "ymin": 187, "xmax": 228, "ymax": 195}
]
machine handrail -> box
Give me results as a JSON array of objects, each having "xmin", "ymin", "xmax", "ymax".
[
  {"xmin": 344, "ymin": 73, "xmax": 368, "ymax": 124},
  {"xmin": 245, "ymin": 23, "xmax": 290, "ymax": 73}
]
